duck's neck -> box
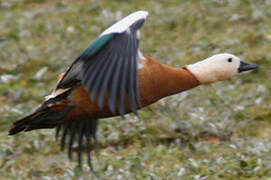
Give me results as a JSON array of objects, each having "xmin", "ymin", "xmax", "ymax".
[
  {"xmin": 138, "ymin": 56, "xmax": 200, "ymax": 105},
  {"xmin": 158, "ymin": 63, "xmax": 200, "ymax": 97}
]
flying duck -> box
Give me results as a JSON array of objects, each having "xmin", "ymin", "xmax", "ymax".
[{"xmin": 9, "ymin": 10, "xmax": 258, "ymax": 169}]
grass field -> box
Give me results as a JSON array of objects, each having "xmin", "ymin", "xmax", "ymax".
[{"xmin": 1, "ymin": 0, "xmax": 271, "ymax": 179}]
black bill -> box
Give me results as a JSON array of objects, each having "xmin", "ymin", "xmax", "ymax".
[{"xmin": 238, "ymin": 61, "xmax": 258, "ymax": 73}]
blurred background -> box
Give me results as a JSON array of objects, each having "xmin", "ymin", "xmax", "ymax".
[{"xmin": 0, "ymin": 0, "xmax": 270, "ymax": 179}]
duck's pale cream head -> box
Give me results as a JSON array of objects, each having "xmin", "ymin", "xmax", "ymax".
[{"xmin": 186, "ymin": 53, "xmax": 258, "ymax": 84}]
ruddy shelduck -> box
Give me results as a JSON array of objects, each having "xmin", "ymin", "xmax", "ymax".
[{"xmin": 9, "ymin": 10, "xmax": 258, "ymax": 169}]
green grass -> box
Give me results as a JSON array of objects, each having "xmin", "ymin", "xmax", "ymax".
[{"xmin": 1, "ymin": 0, "xmax": 271, "ymax": 179}]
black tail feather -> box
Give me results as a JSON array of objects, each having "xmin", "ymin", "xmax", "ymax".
[
  {"xmin": 8, "ymin": 106, "xmax": 72, "ymax": 135},
  {"xmin": 56, "ymin": 119, "xmax": 98, "ymax": 170},
  {"xmin": 8, "ymin": 113, "xmax": 38, "ymax": 135}
]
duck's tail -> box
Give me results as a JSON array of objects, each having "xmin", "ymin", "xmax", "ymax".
[
  {"xmin": 8, "ymin": 90, "xmax": 99, "ymax": 169},
  {"xmin": 8, "ymin": 105, "xmax": 71, "ymax": 135}
]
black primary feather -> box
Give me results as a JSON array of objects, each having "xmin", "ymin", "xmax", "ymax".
[
  {"xmin": 55, "ymin": 125, "xmax": 61, "ymax": 140},
  {"xmin": 68, "ymin": 122, "xmax": 76, "ymax": 160},
  {"xmin": 77, "ymin": 122, "xmax": 84, "ymax": 168},
  {"xmin": 61, "ymin": 123, "xmax": 69, "ymax": 151},
  {"xmin": 57, "ymin": 119, "xmax": 98, "ymax": 169}
]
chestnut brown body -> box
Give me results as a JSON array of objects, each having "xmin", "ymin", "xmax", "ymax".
[{"xmin": 62, "ymin": 55, "xmax": 199, "ymax": 121}]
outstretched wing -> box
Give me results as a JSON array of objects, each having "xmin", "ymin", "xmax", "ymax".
[{"xmin": 56, "ymin": 10, "xmax": 149, "ymax": 117}]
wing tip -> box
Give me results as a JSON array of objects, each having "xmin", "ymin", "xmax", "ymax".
[
  {"xmin": 100, "ymin": 10, "xmax": 149, "ymax": 37},
  {"xmin": 133, "ymin": 10, "xmax": 149, "ymax": 19}
]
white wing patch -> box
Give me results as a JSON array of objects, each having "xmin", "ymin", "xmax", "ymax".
[
  {"xmin": 136, "ymin": 30, "xmax": 140, "ymax": 39},
  {"xmin": 45, "ymin": 91, "xmax": 57, "ymax": 101},
  {"xmin": 45, "ymin": 88, "xmax": 70, "ymax": 100},
  {"xmin": 100, "ymin": 10, "xmax": 149, "ymax": 36},
  {"xmin": 138, "ymin": 50, "xmax": 145, "ymax": 69}
]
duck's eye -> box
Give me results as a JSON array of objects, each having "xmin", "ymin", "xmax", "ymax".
[{"xmin": 227, "ymin": 58, "xmax": 232, "ymax": 62}]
